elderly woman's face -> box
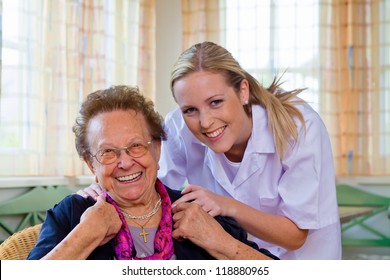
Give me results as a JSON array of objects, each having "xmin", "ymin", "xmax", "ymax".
[{"xmin": 85, "ymin": 109, "xmax": 161, "ymax": 205}]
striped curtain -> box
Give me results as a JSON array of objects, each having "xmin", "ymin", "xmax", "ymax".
[
  {"xmin": 181, "ymin": 0, "xmax": 222, "ymax": 50},
  {"xmin": 320, "ymin": 0, "xmax": 389, "ymax": 175},
  {"xmin": 0, "ymin": 0, "xmax": 156, "ymax": 176}
]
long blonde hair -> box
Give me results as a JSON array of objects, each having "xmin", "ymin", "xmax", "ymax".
[{"xmin": 170, "ymin": 41, "xmax": 305, "ymax": 158}]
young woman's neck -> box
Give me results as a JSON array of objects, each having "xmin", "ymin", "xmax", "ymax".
[{"xmin": 224, "ymin": 115, "xmax": 253, "ymax": 162}]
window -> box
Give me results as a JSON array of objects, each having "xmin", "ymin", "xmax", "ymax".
[
  {"xmin": 1, "ymin": 0, "xmax": 26, "ymax": 151},
  {"xmin": 225, "ymin": 0, "xmax": 320, "ymax": 111}
]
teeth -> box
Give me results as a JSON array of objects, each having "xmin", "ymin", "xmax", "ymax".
[
  {"xmin": 205, "ymin": 126, "xmax": 225, "ymax": 138},
  {"xmin": 117, "ymin": 172, "xmax": 141, "ymax": 182}
]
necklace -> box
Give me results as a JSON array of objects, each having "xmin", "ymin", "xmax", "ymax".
[
  {"xmin": 121, "ymin": 196, "xmax": 161, "ymax": 220},
  {"xmin": 131, "ymin": 217, "xmax": 154, "ymax": 243},
  {"xmin": 105, "ymin": 179, "xmax": 174, "ymax": 260}
]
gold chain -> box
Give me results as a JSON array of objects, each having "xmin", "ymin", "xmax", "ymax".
[{"xmin": 120, "ymin": 196, "xmax": 161, "ymax": 220}]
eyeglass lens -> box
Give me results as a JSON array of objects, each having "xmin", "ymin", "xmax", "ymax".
[{"xmin": 95, "ymin": 140, "xmax": 151, "ymax": 164}]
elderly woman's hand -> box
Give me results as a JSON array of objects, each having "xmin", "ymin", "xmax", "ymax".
[
  {"xmin": 172, "ymin": 202, "xmax": 229, "ymax": 251},
  {"xmin": 80, "ymin": 195, "xmax": 122, "ymax": 246},
  {"xmin": 41, "ymin": 195, "xmax": 122, "ymax": 260},
  {"xmin": 171, "ymin": 202, "xmax": 272, "ymax": 260}
]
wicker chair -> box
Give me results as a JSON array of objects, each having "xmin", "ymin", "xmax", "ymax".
[{"xmin": 0, "ymin": 223, "xmax": 41, "ymax": 260}]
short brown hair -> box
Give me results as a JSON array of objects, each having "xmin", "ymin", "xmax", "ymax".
[{"xmin": 72, "ymin": 85, "xmax": 166, "ymax": 158}]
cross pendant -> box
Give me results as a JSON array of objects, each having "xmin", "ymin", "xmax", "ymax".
[{"xmin": 139, "ymin": 227, "xmax": 149, "ymax": 243}]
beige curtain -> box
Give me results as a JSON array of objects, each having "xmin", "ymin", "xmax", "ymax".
[
  {"xmin": 181, "ymin": 0, "xmax": 222, "ymax": 50},
  {"xmin": 138, "ymin": 0, "xmax": 156, "ymax": 99},
  {"xmin": 0, "ymin": 0, "xmax": 156, "ymax": 176},
  {"xmin": 320, "ymin": 0, "xmax": 389, "ymax": 176}
]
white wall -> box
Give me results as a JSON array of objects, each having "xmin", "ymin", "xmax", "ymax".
[{"xmin": 155, "ymin": 0, "xmax": 181, "ymax": 117}]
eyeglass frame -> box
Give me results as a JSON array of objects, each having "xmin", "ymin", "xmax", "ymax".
[{"xmin": 88, "ymin": 139, "xmax": 154, "ymax": 165}]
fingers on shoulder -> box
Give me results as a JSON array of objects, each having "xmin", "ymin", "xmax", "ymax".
[{"xmin": 181, "ymin": 184, "xmax": 204, "ymax": 194}]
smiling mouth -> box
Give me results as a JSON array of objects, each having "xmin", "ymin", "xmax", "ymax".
[
  {"xmin": 116, "ymin": 172, "xmax": 142, "ymax": 182},
  {"xmin": 204, "ymin": 126, "xmax": 226, "ymax": 138}
]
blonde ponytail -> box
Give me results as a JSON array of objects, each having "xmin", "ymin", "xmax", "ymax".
[{"xmin": 247, "ymin": 74, "xmax": 306, "ymax": 158}]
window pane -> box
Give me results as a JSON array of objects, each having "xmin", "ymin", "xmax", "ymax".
[{"xmin": 225, "ymin": 0, "xmax": 320, "ymax": 110}]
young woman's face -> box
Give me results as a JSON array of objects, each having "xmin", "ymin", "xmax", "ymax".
[
  {"xmin": 173, "ymin": 71, "xmax": 252, "ymax": 161},
  {"xmin": 85, "ymin": 110, "xmax": 161, "ymax": 207}
]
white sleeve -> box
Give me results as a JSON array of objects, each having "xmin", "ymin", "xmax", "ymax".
[{"xmin": 158, "ymin": 110, "xmax": 188, "ymax": 190}]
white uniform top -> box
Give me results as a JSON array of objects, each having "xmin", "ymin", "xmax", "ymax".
[{"xmin": 158, "ymin": 103, "xmax": 342, "ymax": 260}]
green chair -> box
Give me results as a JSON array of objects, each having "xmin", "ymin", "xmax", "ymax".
[
  {"xmin": 337, "ymin": 184, "xmax": 390, "ymax": 246},
  {"xmin": 0, "ymin": 185, "xmax": 72, "ymax": 243}
]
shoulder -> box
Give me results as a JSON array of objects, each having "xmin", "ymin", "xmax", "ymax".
[
  {"xmin": 47, "ymin": 194, "xmax": 95, "ymax": 223},
  {"xmin": 293, "ymin": 100, "xmax": 331, "ymax": 144},
  {"xmin": 164, "ymin": 107, "xmax": 185, "ymax": 129},
  {"xmin": 164, "ymin": 108, "xmax": 196, "ymax": 140},
  {"xmin": 294, "ymin": 99, "xmax": 325, "ymax": 126},
  {"xmin": 164, "ymin": 185, "xmax": 182, "ymax": 202},
  {"xmin": 54, "ymin": 194, "xmax": 95, "ymax": 210},
  {"xmin": 214, "ymin": 215, "xmax": 246, "ymax": 234},
  {"xmin": 277, "ymin": 98, "xmax": 329, "ymax": 141}
]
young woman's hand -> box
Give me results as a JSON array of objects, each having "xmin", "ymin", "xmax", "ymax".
[
  {"xmin": 172, "ymin": 185, "xmax": 234, "ymax": 217},
  {"xmin": 76, "ymin": 183, "xmax": 104, "ymax": 200}
]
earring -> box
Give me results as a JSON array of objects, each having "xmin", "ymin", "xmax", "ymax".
[{"xmin": 244, "ymin": 100, "xmax": 249, "ymax": 105}]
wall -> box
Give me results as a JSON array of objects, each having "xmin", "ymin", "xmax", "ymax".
[{"xmin": 155, "ymin": 0, "xmax": 181, "ymax": 117}]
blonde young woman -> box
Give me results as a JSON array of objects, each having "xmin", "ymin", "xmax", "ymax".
[{"xmin": 80, "ymin": 42, "xmax": 341, "ymax": 260}]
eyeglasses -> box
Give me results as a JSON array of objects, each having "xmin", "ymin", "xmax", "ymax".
[{"xmin": 90, "ymin": 139, "xmax": 153, "ymax": 165}]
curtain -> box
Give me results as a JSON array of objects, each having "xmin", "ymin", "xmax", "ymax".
[
  {"xmin": 320, "ymin": 0, "xmax": 389, "ymax": 176},
  {"xmin": 181, "ymin": 0, "xmax": 222, "ymax": 50},
  {"xmin": 0, "ymin": 0, "xmax": 156, "ymax": 176}
]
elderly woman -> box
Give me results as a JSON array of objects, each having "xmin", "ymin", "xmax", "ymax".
[{"xmin": 27, "ymin": 86, "xmax": 277, "ymax": 260}]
